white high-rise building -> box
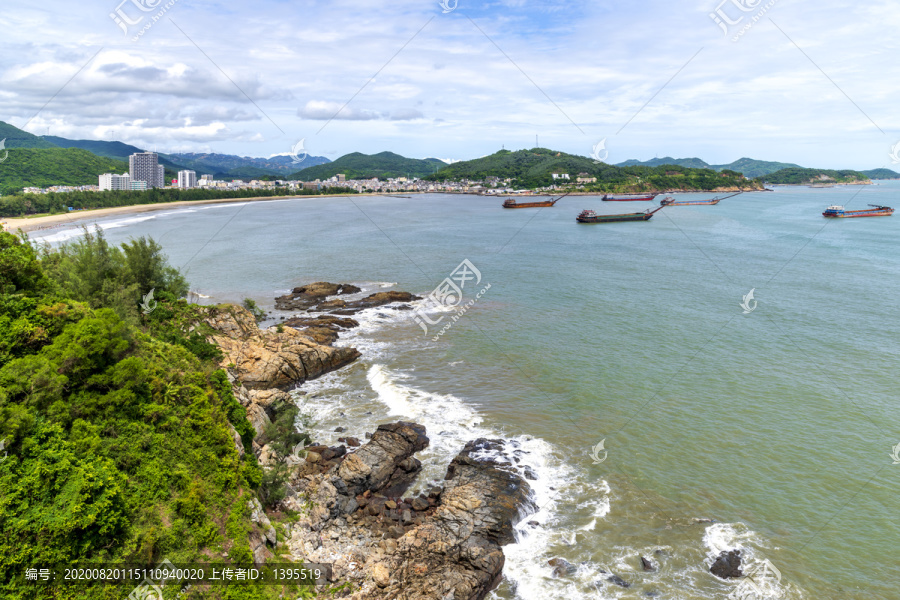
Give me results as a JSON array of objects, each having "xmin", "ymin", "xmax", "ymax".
[
  {"xmin": 177, "ymin": 170, "xmax": 197, "ymax": 189},
  {"xmin": 129, "ymin": 152, "xmax": 164, "ymax": 189},
  {"xmin": 99, "ymin": 172, "xmax": 132, "ymax": 191}
]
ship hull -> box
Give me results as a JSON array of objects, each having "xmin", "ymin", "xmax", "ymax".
[
  {"xmin": 661, "ymin": 199, "xmax": 721, "ymax": 206},
  {"xmin": 577, "ymin": 213, "xmax": 655, "ymax": 223},
  {"xmin": 822, "ymin": 209, "xmax": 894, "ymax": 218},
  {"xmin": 502, "ymin": 201, "xmax": 557, "ymax": 208},
  {"xmin": 602, "ymin": 194, "xmax": 658, "ymax": 202}
]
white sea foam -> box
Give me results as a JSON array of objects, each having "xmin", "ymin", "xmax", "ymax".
[{"xmin": 31, "ymin": 214, "xmax": 159, "ymax": 243}]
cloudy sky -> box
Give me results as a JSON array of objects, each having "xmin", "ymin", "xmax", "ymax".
[{"xmin": 2, "ymin": 0, "xmax": 899, "ymax": 168}]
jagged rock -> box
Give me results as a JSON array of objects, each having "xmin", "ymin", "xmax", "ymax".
[
  {"xmin": 245, "ymin": 403, "xmax": 272, "ymax": 437},
  {"xmin": 248, "ymin": 388, "xmax": 292, "ymax": 408},
  {"xmin": 329, "ymin": 291, "xmax": 421, "ymax": 315},
  {"xmin": 710, "ymin": 550, "xmax": 743, "ymax": 579},
  {"xmin": 548, "ymin": 557, "xmax": 577, "ymax": 578},
  {"xmin": 205, "ymin": 304, "xmax": 360, "ymax": 390},
  {"xmin": 284, "ymin": 427, "xmax": 535, "ymax": 600},
  {"xmin": 606, "ymin": 574, "xmax": 631, "ymax": 588},
  {"xmin": 641, "ymin": 556, "xmax": 656, "ymax": 572},
  {"xmin": 371, "ymin": 437, "xmax": 534, "ymax": 600},
  {"xmin": 275, "ymin": 282, "xmax": 362, "ymax": 311},
  {"xmin": 227, "ymin": 423, "xmax": 245, "ymax": 458}
]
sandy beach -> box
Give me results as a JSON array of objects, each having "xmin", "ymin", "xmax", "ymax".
[{"xmin": 0, "ymin": 193, "xmax": 361, "ymax": 233}]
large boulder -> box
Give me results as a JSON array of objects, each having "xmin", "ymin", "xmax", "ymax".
[
  {"xmin": 368, "ymin": 438, "xmax": 534, "ymax": 600},
  {"xmin": 205, "ymin": 304, "xmax": 360, "ymax": 390},
  {"xmin": 710, "ymin": 550, "xmax": 743, "ymax": 579},
  {"xmin": 275, "ymin": 282, "xmax": 361, "ymax": 311}
]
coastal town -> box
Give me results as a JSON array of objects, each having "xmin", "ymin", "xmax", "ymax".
[{"xmin": 14, "ymin": 151, "xmax": 607, "ymax": 198}]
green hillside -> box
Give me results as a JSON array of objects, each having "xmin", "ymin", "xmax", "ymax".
[
  {"xmin": 617, "ymin": 157, "xmax": 711, "ymax": 169},
  {"xmin": 169, "ymin": 152, "xmax": 330, "ymax": 177},
  {"xmin": 0, "ymin": 121, "xmax": 58, "ymax": 149},
  {"xmin": 617, "ymin": 156, "xmax": 802, "ymax": 178},
  {"xmin": 0, "ymin": 148, "xmax": 128, "ymax": 195},
  {"xmin": 291, "ymin": 151, "xmax": 444, "ymax": 180},
  {"xmin": 42, "ymin": 136, "xmax": 143, "ymax": 160},
  {"xmin": 761, "ymin": 168, "xmax": 871, "ymax": 185},
  {"xmin": 861, "ymin": 168, "xmax": 900, "ymax": 180},
  {"xmin": 427, "ymin": 148, "xmax": 759, "ymax": 191}
]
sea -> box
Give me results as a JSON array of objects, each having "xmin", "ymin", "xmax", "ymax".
[{"xmin": 32, "ymin": 184, "xmax": 900, "ymax": 599}]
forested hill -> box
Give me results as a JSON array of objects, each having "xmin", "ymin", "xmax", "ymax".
[
  {"xmin": 0, "ymin": 148, "xmax": 128, "ymax": 195},
  {"xmin": 760, "ymin": 168, "xmax": 871, "ymax": 185},
  {"xmin": 290, "ymin": 151, "xmax": 445, "ymax": 180},
  {"xmin": 425, "ymin": 148, "xmax": 761, "ymax": 191},
  {"xmin": 0, "ymin": 231, "xmax": 318, "ymax": 600}
]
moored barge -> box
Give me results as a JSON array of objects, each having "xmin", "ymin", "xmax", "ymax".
[
  {"xmin": 502, "ymin": 192, "xmax": 569, "ymax": 209},
  {"xmin": 601, "ymin": 193, "xmax": 658, "ymax": 202},
  {"xmin": 660, "ymin": 192, "xmax": 742, "ymax": 206},
  {"xmin": 576, "ymin": 205, "xmax": 665, "ymax": 223},
  {"xmin": 822, "ymin": 205, "xmax": 894, "ymax": 218}
]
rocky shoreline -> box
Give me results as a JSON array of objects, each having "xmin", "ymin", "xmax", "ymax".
[{"xmin": 198, "ymin": 282, "xmax": 533, "ymax": 599}]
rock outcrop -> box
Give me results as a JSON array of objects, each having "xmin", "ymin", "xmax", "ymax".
[
  {"xmin": 205, "ymin": 304, "xmax": 360, "ymax": 390},
  {"xmin": 284, "ymin": 429, "xmax": 534, "ymax": 600},
  {"xmin": 275, "ymin": 282, "xmax": 362, "ymax": 311},
  {"xmin": 710, "ymin": 549, "xmax": 743, "ymax": 579}
]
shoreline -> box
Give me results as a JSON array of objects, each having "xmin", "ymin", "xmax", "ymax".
[
  {"xmin": 1, "ymin": 187, "xmax": 768, "ymax": 233},
  {"xmin": 1, "ymin": 193, "xmax": 368, "ymax": 233}
]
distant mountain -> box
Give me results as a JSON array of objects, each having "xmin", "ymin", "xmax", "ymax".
[
  {"xmin": 426, "ymin": 148, "xmax": 759, "ymax": 191},
  {"xmin": 861, "ymin": 168, "xmax": 900, "ymax": 180},
  {"xmin": 167, "ymin": 152, "xmax": 330, "ymax": 177},
  {"xmin": 0, "ymin": 148, "xmax": 128, "ymax": 195},
  {"xmin": 0, "ymin": 121, "xmax": 58, "ymax": 149},
  {"xmin": 762, "ymin": 168, "xmax": 870, "ymax": 185},
  {"xmin": 42, "ymin": 136, "xmax": 144, "ymax": 160},
  {"xmin": 617, "ymin": 156, "xmax": 711, "ymax": 169},
  {"xmin": 617, "ymin": 157, "xmax": 802, "ymax": 178},
  {"xmin": 290, "ymin": 151, "xmax": 445, "ymax": 181}
]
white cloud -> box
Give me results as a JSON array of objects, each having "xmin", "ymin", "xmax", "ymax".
[{"xmin": 0, "ymin": 0, "xmax": 896, "ymax": 167}]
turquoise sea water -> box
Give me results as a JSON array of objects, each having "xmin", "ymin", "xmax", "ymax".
[{"xmin": 36, "ymin": 184, "xmax": 900, "ymax": 599}]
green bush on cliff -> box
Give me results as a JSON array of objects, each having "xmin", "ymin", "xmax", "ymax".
[{"xmin": 0, "ymin": 231, "xmax": 301, "ymax": 600}]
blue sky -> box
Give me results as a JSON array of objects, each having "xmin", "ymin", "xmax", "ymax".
[{"xmin": 1, "ymin": 0, "xmax": 899, "ymax": 169}]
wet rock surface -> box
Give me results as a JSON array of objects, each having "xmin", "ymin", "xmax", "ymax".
[
  {"xmin": 284, "ymin": 427, "xmax": 534, "ymax": 600},
  {"xmin": 275, "ymin": 282, "xmax": 362, "ymax": 311},
  {"xmin": 710, "ymin": 549, "xmax": 743, "ymax": 579},
  {"xmin": 206, "ymin": 304, "xmax": 360, "ymax": 390}
]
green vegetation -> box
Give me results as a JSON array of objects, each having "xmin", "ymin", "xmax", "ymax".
[
  {"xmin": 0, "ymin": 230, "xmax": 314, "ymax": 599},
  {"xmin": 0, "ymin": 121, "xmax": 59, "ymax": 150},
  {"xmin": 760, "ymin": 167, "xmax": 871, "ymax": 185},
  {"xmin": 616, "ymin": 156, "xmax": 803, "ymax": 178},
  {"xmin": 168, "ymin": 152, "xmax": 330, "ymax": 178},
  {"xmin": 41, "ymin": 136, "xmax": 144, "ymax": 161},
  {"xmin": 426, "ymin": 148, "xmax": 759, "ymax": 191},
  {"xmin": 0, "ymin": 186, "xmax": 344, "ymax": 218},
  {"xmin": 861, "ymin": 168, "xmax": 900, "ymax": 180},
  {"xmin": 0, "ymin": 148, "xmax": 129, "ymax": 195},
  {"xmin": 291, "ymin": 151, "xmax": 444, "ymax": 181},
  {"xmin": 241, "ymin": 298, "xmax": 266, "ymax": 323}
]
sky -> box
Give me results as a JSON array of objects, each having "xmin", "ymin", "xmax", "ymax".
[{"xmin": 2, "ymin": 0, "xmax": 900, "ymax": 169}]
